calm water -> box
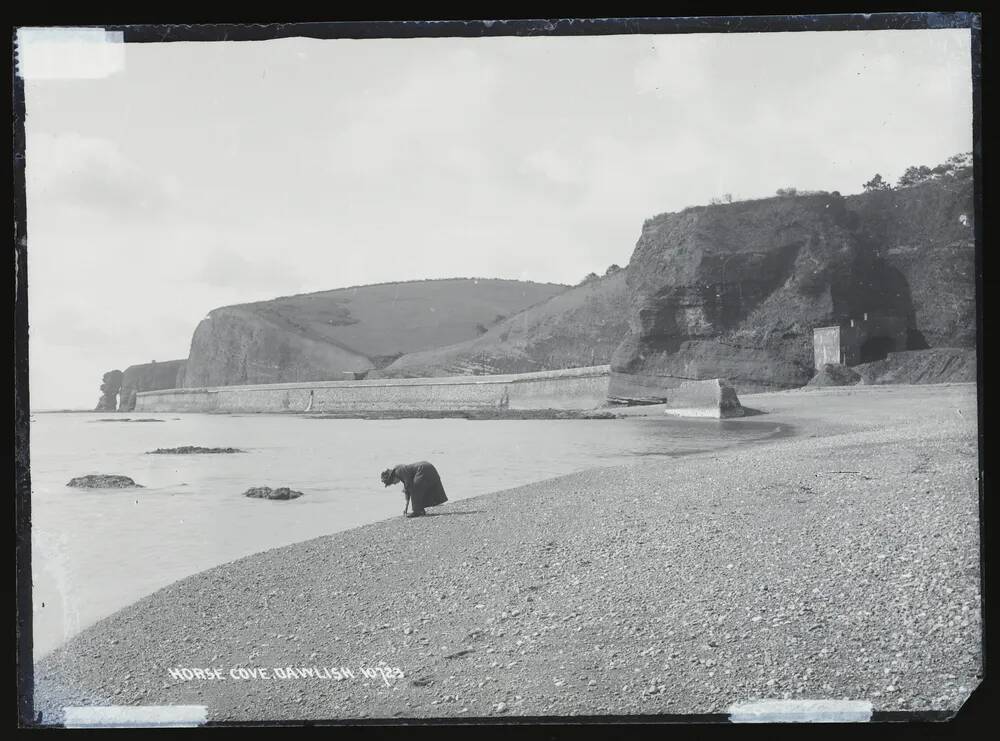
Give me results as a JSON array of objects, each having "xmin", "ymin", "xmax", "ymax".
[{"xmin": 29, "ymin": 412, "xmax": 789, "ymax": 659}]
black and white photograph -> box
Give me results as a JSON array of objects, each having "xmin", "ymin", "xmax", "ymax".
[{"xmin": 14, "ymin": 15, "xmax": 983, "ymax": 727}]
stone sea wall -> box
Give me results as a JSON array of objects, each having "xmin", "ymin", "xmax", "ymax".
[{"xmin": 134, "ymin": 366, "xmax": 612, "ymax": 413}]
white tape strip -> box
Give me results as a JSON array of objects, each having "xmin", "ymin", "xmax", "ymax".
[
  {"xmin": 15, "ymin": 27, "xmax": 125, "ymax": 80},
  {"xmin": 729, "ymin": 699, "xmax": 873, "ymax": 723},
  {"xmin": 63, "ymin": 705, "xmax": 208, "ymax": 728}
]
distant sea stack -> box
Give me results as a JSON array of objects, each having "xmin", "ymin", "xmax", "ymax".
[
  {"xmin": 182, "ymin": 279, "xmax": 567, "ymax": 388},
  {"xmin": 94, "ymin": 370, "xmax": 123, "ymax": 411},
  {"xmin": 610, "ymin": 170, "xmax": 974, "ymax": 400}
]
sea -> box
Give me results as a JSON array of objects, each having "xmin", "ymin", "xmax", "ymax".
[{"xmin": 28, "ymin": 411, "xmax": 789, "ymax": 659}]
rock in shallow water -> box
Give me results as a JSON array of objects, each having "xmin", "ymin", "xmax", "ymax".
[
  {"xmin": 67, "ymin": 475, "xmax": 142, "ymax": 489},
  {"xmin": 243, "ymin": 486, "xmax": 303, "ymax": 500}
]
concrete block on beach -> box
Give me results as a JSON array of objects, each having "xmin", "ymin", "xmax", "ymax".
[{"xmin": 663, "ymin": 378, "xmax": 745, "ymax": 419}]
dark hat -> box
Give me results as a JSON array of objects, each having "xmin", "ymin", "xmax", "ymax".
[{"xmin": 380, "ymin": 468, "xmax": 395, "ymax": 486}]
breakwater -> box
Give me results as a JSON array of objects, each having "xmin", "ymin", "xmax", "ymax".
[{"xmin": 134, "ymin": 366, "xmax": 611, "ymax": 413}]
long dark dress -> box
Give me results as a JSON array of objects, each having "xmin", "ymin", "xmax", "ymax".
[{"xmin": 393, "ymin": 461, "xmax": 448, "ymax": 514}]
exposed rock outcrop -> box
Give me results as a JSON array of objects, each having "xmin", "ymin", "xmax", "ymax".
[
  {"xmin": 610, "ymin": 171, "xmax": 974, "ymax": 400},
  {"xmin": 67, "ymin": 475, "xmax": 142, "ymax": 489},
  {"xmin": 807, "ymin": 363, "xmax": 862, "ymax": 388},
  {"xmin": 94, "ymin": 370, "xmax": 123, "ymax": 412},
  {"xmin": 374, "ymin": 270, "xmax": 630, "ymax": 377},
  {"xmin": 243, "ymin": 486, "xmax": 303, "ymax": 500},
  {"xmin": 853, "ymin": 348, "xmax": 977, "ymax": 386},
  {"xmin": 118, "ymin": 360, "xmax": 187, "ymax": 412},
  {"xmin": 183, "ymin": 279, "xmax": 567, "ymax": 388},
  {"xmin": 185, "ymin": 306, "xmax": 373, "ymax": 388},
  {"xmin": 610, "ymin": 193, "xmax": 912, "ymax": 398}
]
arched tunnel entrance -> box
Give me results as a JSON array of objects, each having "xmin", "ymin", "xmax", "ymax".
[{"xmin": 860, "ymin": 335, "xmax": 895, "ymax": 364}]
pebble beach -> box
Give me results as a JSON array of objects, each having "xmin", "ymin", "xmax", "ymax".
[{"xmin": 31, "ymin": 383, "xmax": 982, "ymax": 723}]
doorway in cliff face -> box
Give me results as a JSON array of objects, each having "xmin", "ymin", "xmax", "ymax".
[
  {"xmin": 859, "ymin": 335, "xmax": 895, "ymax": 364},
  {"xmin": 907, "ymin": 328, "xmax": 930, "ymax": 351}
]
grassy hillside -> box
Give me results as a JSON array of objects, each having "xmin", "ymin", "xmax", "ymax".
[
  {"xmin": 183, "ymin": 279, "xmax": 568, "ymax": 387},
  {"xmin": 237, "ymin": 278, "xmax": 567, "ymax": 361},
  {"xmin": 373, "ymin": 270, "xmax": 630, "ymax": 377}
]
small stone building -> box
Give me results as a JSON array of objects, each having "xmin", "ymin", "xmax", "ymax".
[{"xmin": 813, "ymin": 313, "xmax": 909, "ymax": 370}]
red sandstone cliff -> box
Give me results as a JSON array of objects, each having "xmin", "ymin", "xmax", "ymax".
[{"xmin": 609, "ymin": 171, "xmax": 975, "ymax": 400}]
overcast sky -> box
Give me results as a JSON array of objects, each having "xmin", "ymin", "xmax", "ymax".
[{"xmin": 21, "ymin": 28, "xmax": 973, "ymax": 409}]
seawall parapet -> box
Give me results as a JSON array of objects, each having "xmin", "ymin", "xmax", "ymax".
[{"xmin": 135, "ymin": 366, "xmax": 611, "ymax": 413}]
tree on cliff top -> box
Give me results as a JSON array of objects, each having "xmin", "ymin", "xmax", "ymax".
[
  {"xmin": 897, "ymin": 165, "xmax": 933, "ymax": 188},
  {"xmin": 945, "ymin": 152, "xmax": 973, "ymax": 170},
  {"xmin": 863, "ymin": 174, "xmax": 891, "ymax": 192},
  {"xmin": 895, "ymin": 153, "xmax": 972, "ymax": 189}
]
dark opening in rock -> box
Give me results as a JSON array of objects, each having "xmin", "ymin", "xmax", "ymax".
[{"xmin": 860, "ymin": 335, "xmax": 895, "ymax": 364}]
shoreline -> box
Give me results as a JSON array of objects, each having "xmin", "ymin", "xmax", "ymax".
[{"xmin": 32, "ymin": 384, "xmax": 981, "ymax": 723}]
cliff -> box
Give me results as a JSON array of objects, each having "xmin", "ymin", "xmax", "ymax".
[
  {"xmin": 609, "ymin": 171, "xmax": 975, "ymax": 400},
  {"xmin": 854, "ymin": 348, "xmax": 977, "ymax": 386},
  {"xmin": 846, "ymin": 174, "xmax": 976, "ymax": 348},
  {"xmin": 117, "ymin": 360, "xmax": 187, "ymax": 411},
  {"xmin": 373, "ymin": 269, "xmax": 630, "ymax": 377},
  {"xmin": 182, "ymin": 279, "xmax": 567, "ymax": 388}
]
